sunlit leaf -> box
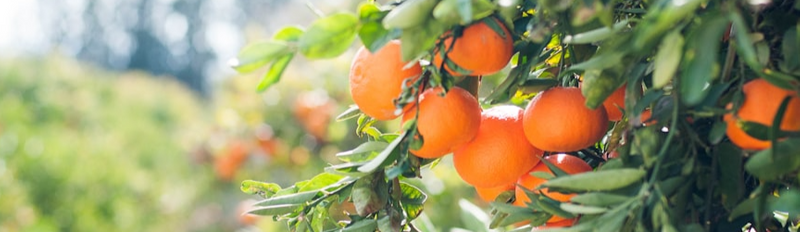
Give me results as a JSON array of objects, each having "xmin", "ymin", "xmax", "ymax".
[
  {"xmin": 299, "ymin": 13, "xmax": 359, "ymax": 59},
  {"xmin": 401, "ymin": 182, "xmax": 428, "ymax": 220},
  {"xmin": 744, "ymin": 138, "xmax": 800, "ymax": 181},
  {"xmin": 232, "ymin": 41, "xmax": 291, "ymax": 73},
  {"xmin": 256, "ymin": 53, "xmax": 294, "ymax": 92}
]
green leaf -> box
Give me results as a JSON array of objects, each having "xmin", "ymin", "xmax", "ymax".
[
  {"xmin": 560, "ymin": 203, "xmax": 608, "ymax": 214},
  {"xmin": 377, "ymin": 208, "xmax": 403, "ymax": 232},
  {"xmin": 336, "ymin": 105, "xmax": 363, "ymax": 121},
  {"xmin": 653, "ymin": 29, "xmax": 683, "ymax": 89},
  {"xmin": 539, "ymin": 156, "xmax": 569, "ymax": 178},
  {"xmin": 357, "ymin": 130, "xmax": 408, "ymax": 173},
  {"xmin": 246, "ymin": 203, "xmax": 303, "ymax": 216},
  {"xmin": 771, "ymin": 189, "xmax": 800, "ymax": 214},
  {"xmin": 519, "ymin": 78, "xmax": 559, "ymax": 94},
  {"xmin": 254, "ymin": 190, "xmax": 319, "ymax": 207},
  {"xmin": 567, "ymin": 52, "xmax": 624, "ymax": 71},
  {"xmin": 458, "ymin": 199, "xmax": 489, "ymax": 232},
  {"xmin": 400, "ymin": 22, "xmax": 446, "ymax": 62},
  {"xmin": 715, "ymin": 142, "xmax": 744, "ymax": 210},
  {"xmin": 298, "ymin": 173, "xmax": 344, "ymax": 192},
  {"xmin": 336, "ymin": 141, "xmax": 388, "ymax": 162},
  {"xmin": 563, "ymin": 19, "xmax": 630, "ymax": 44},
  {"xmin": 530, "ymin": 171, "xmax": 555, "ymax": 180},
  {"xmin": 359, "ymin": 23, "xmax": 400, "ymax": 53},
  {"xmin": 632, "ymin": 89, "xmax": 663, "ymax": 115},
  {"xmin": 728, "ymin": 11, "xmax": 763, "ymax": 74},
  {"xmin": 680, "ymin": 14, "xmax": 729, "ymax": 106},
  {"xmin": 256, "ymin": 53, "xmax": 294, "ymax": 92},
  {"xmin": 241, "ymin": 180, "xmax": 282, "ymax": 198},
  {"xmin": 542, "ymin": 169, "xmax": 646, "ymax": 191},
  {"xmin": 570, "ymin": 193, "xmax": 631, "ymax": 207},
  {"xmin": 744, "ymin": 138, "xmax": 800, "ymax": 181},
  {"xmin": 708, "ymin": 121, "xmax": 727, "ymax": 145},
  {"xmin": 401, "ymin": 182, "xmax": 428, "ymax": 220},
  {"xmin": 536, "ymin": 195, "xmax": 575, "ymax": 219},
  {"xmin": 382, "ymin": 0, "xmax": 438, "ymax": 29},
  {"xmin": 232, "ymin": 41, "xmax": 291, "ymax": 73},
  {"xmin": 779, "ymin": 27, "xmax": 800, "ymax": 73},
  {"xmin": 342, "ymin": 219, "xmax": 378, "ymax": 232},
  {"xmin": 351, "ymin": 172, "xmax": 389, "ymax": 216},
  {"xmin": 273, "ymin": 26, "xmax": 305, "ymax": 42},
  {"xmin": 298, "ymin": 13, "xmax": 359, "ymax": 59}
]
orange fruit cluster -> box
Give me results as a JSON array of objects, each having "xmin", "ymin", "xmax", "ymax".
[{"xmin": 724, "ymin": 78, "xmax": 800, "ymax": 150}]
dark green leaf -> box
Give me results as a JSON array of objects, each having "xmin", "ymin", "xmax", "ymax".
[
  {"xmin": 708, "ymin": 121, "xmax": 728, "ymax": 145},
  {"xmin": 298, "ymin": 13, "xmax": 359, "ymax": 59},
  {"xmin": 744, "ymin": 138, "xmax": 800, "ymax": 181},
  {"xmin": 771, "ymin": 189, "xmax": 800, "ymax": 214},
  {"xmin": 519, "ymin": 78, "xmax": 559, "ymax": 94},
  {"xmin": 633, "ymin": 89, "xmax": 664, "ymax": 116},
  {"xmin": 401, "ymin": 182, "xmax": 428, "ymax": 219},
  {"xmin": 256, "ymin": 53, "xmax": 294, "ymax": 91},
  {"xmin": 232, "ymin": 41, "xmax": 291, "ymax": 73},
  {"xmin": 570, "ymin": 193, "xmax": 631, "ymax": 207},
  {"xmin": 351, "ymin": 172, "xmax": 389, "ymax": 216},
  {"xmin": 715, "ymin": 142, "xmax": 744, "ymax": 210},
  {"xmin": 543, "ymin": 169, "xmax": 646, "ymax": 191},
  {"xmin": 680, "ymin": 14, "xmax": 729, "ymax": 106},
  {"xmin": 539, "ymin": 156, "xmax": 569, "ymax": 178},
  {"xmin": 779, "ymin": 27, "xmax": 800, "ymax": 73}
]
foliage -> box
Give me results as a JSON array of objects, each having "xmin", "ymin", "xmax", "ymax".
[
  {"xmin": 0, "ymin": 57, "xmax": 219, "ymax": 231},
  {"xmin": 234, "ymin": 0, "xmax": 800, "ymax": 231}
]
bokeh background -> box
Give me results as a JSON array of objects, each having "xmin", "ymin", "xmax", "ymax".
[{"xmin": 0, "ymin": 0, "xmax": 502, "ymax": 231}]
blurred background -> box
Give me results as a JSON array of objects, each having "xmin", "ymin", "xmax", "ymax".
[{"xmin": 0, "ymin": 0, "xmax": 501, "ymax": 231}]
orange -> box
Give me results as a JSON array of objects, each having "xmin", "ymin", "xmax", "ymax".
[
  {"xmin": 214, "ymin": 141, "xmax": 249, "ymax": 181},
  {"xmin": 523, "ymin": 87, "xmax": 609, "ymax": 152},
  {"xmin": 350, "ymin": 40, "xmax": 422, "ymax": 120},
  {"xmin": 474, "ymin": 183, "xmax": 515, "ymax": 202},
  {"xmin": 453, "ymin": 105, "xmax": 544, "ymax": 187},
  {"xmin": 293, "ymin": 91, "xmax": 336, "ymax": 141},
  {"xmin": 433, "ymin": 17, "xmax": 514, "ymax": 76},
  {"xmin": 514, "ymin": 154, "xmax": 592, "ymax": 223},
  {"xmin": 403, "ymin": 87, "xmax": 481, "ymax": 158},
  {"xmin": 724, "ymin": 78, "xmax": 800, "ymax": 150},
  {"xmin": 601, "ymin": 84, "xmax": 626, "ymax": 121}
]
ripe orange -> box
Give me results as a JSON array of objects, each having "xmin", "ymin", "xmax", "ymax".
[
  {"xmin": 403, "ymin": 87, "xmax": 481, "ymax": 158},
  {"xmin": 724, "ymin": 78, "xmax": 800, "ymax": 150},
  {"xmin": 601, "ymin": 84, "xmax": 626, "ymax": 121},
  {"xmin": 214, "ymin": 141, "xmax": 249, "ymax": 181},
  {"xmin": 293, "ymin": 91, "xmax": 336, "ymax": 141},
  {"xmin": 433, "ymin": 17, "xmax": 514, "ymax": 76},
  {"xmin": 475, "ymin": 183, "xmax": 515, "ymax": 202},
  {"xmin": 350, "ymin": 40, "xmax": 422, "ymax": 120},
  {"xmin": 523, "ymin": 87, "xmax": 609, "ymax": 152},
  {"xmin": 453, "ymin": 105, "xmax": 544, "ymax": 188},
  {"xmin": 514, "ymin": 154, "xmax": 592, "ymax": 223}
]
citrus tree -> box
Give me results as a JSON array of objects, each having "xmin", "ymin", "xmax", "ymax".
[{"xmin": 232, "ymin": 0, "xmax": 800, "ymax": 231}]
